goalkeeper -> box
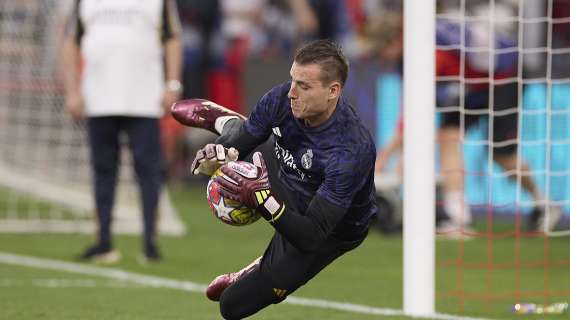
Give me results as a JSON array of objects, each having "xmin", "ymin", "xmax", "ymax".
[{"xmin": 172, "ymin": 40, "xmax": 377, "ymax": 319}]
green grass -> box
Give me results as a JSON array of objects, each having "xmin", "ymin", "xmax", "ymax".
[{"xmin": 0, "ymin": 185, "xmax": 569, "ymax": 319}]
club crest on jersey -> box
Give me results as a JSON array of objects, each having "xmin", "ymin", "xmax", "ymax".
[{"xmin": 301, "ymin": 149, "xmax": 313, "ymax": 170}]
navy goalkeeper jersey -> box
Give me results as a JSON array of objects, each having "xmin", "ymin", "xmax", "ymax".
[{"xmin": 244, "ymin": 82, "xmax": 377, "ymax": 233}]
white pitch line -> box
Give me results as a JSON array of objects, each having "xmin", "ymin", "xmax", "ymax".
[{"xmin": 0, "ymin": 252, "xmax": 491, "ymax": 320}]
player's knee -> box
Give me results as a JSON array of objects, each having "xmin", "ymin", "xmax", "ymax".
[
  {"xmin": 219, "ymin": 288, "xmax": 243, "ymax": 320},
  {"xmin": 218, "ymin": 280, "xmax": 284, "ymax": 319},
  {"xmin": 218, "ymin": 304, "xmax": 234, "ymax": 320}
]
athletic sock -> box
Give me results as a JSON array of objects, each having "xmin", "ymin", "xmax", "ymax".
[
  {"xmin": 215, "ymin": 116, "xmax": 239, "ymax": 135},
  {"xmin": 444, "ymin": 191, "xmax": 472, "ymax": 226}
]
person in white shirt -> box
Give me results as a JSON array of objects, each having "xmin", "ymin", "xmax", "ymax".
[{"xmin": 62, "ymin": 0, "xmax": 183, "ymax": 263}]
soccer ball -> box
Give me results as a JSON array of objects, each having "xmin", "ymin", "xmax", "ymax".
[{"xmin": 206, "ymin": 165, "xmax": 260, "ymax": 226}]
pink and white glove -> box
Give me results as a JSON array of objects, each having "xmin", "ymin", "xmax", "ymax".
[
  {"xmin": 215, "ymin": 152, "xmax": 285, "ymax": 222},
  {"xmin": 190, "ymin": 144, "xmax": 239, "ymax": 176}
]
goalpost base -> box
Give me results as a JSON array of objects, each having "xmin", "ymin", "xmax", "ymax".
[{"xmin": 0, "ymin": 164, "xmax": 186, "ymax": 236}]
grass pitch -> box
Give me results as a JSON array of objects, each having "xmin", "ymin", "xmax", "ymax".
[{"xmin": 0, "ymin": 185, "xmax": 568, "ymax": 319}]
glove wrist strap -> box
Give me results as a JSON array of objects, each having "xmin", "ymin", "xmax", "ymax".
[{"xmin": 254, "ymin": 191, "xmax": 285, "ymax": 222}]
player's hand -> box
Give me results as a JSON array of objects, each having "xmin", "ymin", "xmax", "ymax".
[
  {"xmin": 190, "ymin": 144, "xmax": 239, "ymax": 176},
  {"xmin": 66, "ymin": 91, "xmax": 84, "ymax": 121},
  {"xmin": 215, "ymin": 152, "xmax": 285, "ymax": 222}
]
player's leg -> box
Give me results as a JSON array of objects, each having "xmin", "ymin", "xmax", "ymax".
[
  {"xmin": 208, "ymin": 137, "xmax": 360, "ymax": 311},
  {"xmin": 206, "ymin": 256, "xmax": 261, "ymax": 301},
  {"xmin": 438, "ymin": 125, "xmax": 468, "ymax": 227},
  {"xmin": 125, "ymin": 117, "xmax": 163, "ymax": 261},
  {"xmin": 218, "ymin": 265, "xmax": 283, "ymax": 320},
  {"xmin": 304, "ymin": 233, "xmax": 366, "ymax": 280},
  {"xmin": 263, "ymin": 232, "xmax": 366, "ymax": 291},
  {"xmin": 437, "ymin": 96, "xmax": 480, "ymax": 231},
  {"xmin": 205, "ymin": 138, "xmax": 285, "ymax": 301},
  {"xmin": 214, "ymin": 116, "xmax": 244, "ymax": 145},
  {"xmin": 218, "ymin": 233, "xmax": 365, "ymax": 319},
  {"xmin": 494, "ymin": 153, "xmax": 546, "ymax": 203},
  {"xmin": 491, "ymin": 83, "xmax": 561, "ymax": 232},
  {"xmin": 81, "ymin": 116, "xmax": 121, "ymax": 262}
]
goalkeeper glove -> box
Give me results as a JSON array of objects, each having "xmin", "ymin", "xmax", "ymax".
[
  {"xmin": 190, "ymin": 144, "xmax": 239, "ymax": 176},
  {"xmin": 215, "ymin": 152, "xmax": 285, "ymax": 222}
]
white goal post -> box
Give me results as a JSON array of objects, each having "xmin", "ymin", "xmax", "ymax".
[
  {"xmin": 403, "ymin": 0, "xmax": 570, "ymax": 316},
  {"xmin": 403, "ymin": 0, "xmax": 436, "ymax": 316}
]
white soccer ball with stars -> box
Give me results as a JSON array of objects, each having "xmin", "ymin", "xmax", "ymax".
[{"xmin": 206, "ymin": 162, "xmax": 261, "ymax": 226}]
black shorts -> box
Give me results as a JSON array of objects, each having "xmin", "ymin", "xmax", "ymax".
[
  {"xmin": 257, "ymin": 231, "xmax": 365, "ymax": 298},
  {"xmin": 439, "ymin": 82, "xmax": 519, "ymax": 155}
]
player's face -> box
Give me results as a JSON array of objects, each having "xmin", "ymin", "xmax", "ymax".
[{"xmin": 288, "ymin": 62, "xmax": 341, "ymax": 127}]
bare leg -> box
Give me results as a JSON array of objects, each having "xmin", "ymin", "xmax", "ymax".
[
  {"xmin": 493, "ymin": 153, "xmax": 542, "ymax": 201},
  {"xmin": 438, "ymin": 127, "xmax": 471, "ymax": 226},
  {"xmin": 494, "ymin": 153, "xmax": 561, "ymax": 232}
]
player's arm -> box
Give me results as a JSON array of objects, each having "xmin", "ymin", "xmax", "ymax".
[
  {"xmin": 189, "ymin": 124, "xmax": 267, "ymax": 176},
  {"xmin": 216, "ymin": 152, "xmax": 357, "ymax": 253},
  {"xmin": 190, "ymin": 87, "xmax": 282, "ymax": 175},
  {"xmin": 62, "ymin": 0, "xmax": 84, "ymax": 120},
  {"xmin": 215, "ymin": 121, "xmax": 268, "ymax": 158},
  {"xmin": 216, "ymin": 87, "xmax": 284, "ymax": 157},
  {"xmin": 270, "ymin": 194, "xmax": 347, "ymax": 252},
  {"xmin": 161, "ymin": 0, "xmax": 183, "ymax": 112}
]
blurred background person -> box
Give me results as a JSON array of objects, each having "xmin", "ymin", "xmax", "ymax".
[
  {"xmin": 371, "ymin": 0, "xmax": 562, "ymax": 234},
  {"xmin": 436, "ymin": 1, "xmax": 561, "ymax": 232},
  {"xmin": 163, "ymin": 0, "xmax": 222, "ymax": 182},
  {"xmin": 208, "ymin": 0, "xmax": 267, "ymax": 114},
  {"xmin": 62, "ymin": 0, "xmax": 183, "ymax": 263}
]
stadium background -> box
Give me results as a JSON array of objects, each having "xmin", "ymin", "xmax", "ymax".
[
  {"xmin": 201, "ymin": 0, "xmax": 570, "ymax": 217},
  {"xmin": 1, "ymin": 0, "xmax": 570, "ymax": 319}
]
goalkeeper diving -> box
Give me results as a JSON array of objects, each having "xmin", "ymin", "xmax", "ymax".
[{"xmin": 172, "ymin": 39, "xmax": 377, "ymax": 319}]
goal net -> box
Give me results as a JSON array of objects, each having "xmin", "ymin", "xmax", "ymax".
[
  {"xmin": 434, "ymin": 0, "xmax": 569, "ymax": 235},
  {"xmin": 431, "ymin": 0, "xmax": 570, "ymax": 314},
  {"xmin": 0, "ymin": 0, "xmax": 185, "ymax": 236}
]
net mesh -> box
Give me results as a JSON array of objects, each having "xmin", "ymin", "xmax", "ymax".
[{"xmin": 435, "ymin": 0, "xmax": 570, "ymax": 313}]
